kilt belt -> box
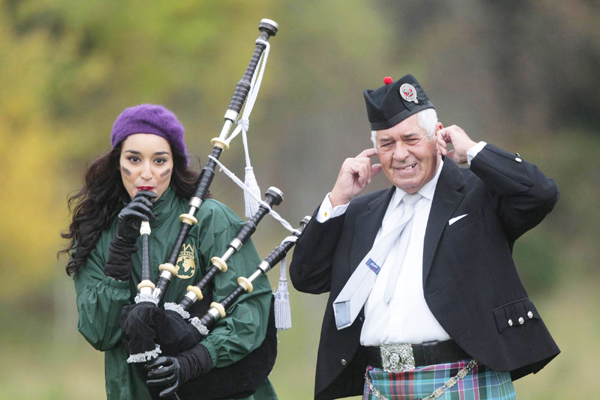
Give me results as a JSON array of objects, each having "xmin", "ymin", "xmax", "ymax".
[{"xmin": 363, "ymin": 340, "xmax": 469, "ymax": 373}]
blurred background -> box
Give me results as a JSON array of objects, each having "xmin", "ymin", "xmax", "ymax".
[{"xmin": 1, "ymin": 0, "xmax": 599, "ymax": 399}]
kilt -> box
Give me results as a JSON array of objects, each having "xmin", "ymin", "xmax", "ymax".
[{"xmin": 363, "ymin": 360, "xmax": 516, "ymax": 400}]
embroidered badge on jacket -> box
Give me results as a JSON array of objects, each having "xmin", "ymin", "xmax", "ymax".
[{"xmin": 176, "ymin": 243, "xmax": 196, "ymax": 279}]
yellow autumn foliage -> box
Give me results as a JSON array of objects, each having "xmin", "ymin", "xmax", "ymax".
[{"xmin": 0, "ymin": 11, "xmax": 67, "ymax": 299}]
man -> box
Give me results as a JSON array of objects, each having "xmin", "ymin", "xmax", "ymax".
[{"xmin": 290, "ymin": 74, "xmax": 560, "ymax": 400}]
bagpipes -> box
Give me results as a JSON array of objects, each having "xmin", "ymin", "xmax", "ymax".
[{"xmin": 119, "ymin": 19, "xmax": 309, "ymax": 400}]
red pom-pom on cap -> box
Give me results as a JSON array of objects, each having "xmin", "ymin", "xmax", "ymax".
[{"xmin": 383, "ymin": 76, "xmax": 393, "ymax": 85}]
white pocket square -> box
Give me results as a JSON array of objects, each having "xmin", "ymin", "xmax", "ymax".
[{"xmin": 449, "ymin": 214, "xmax": 468, "ymax": 226}]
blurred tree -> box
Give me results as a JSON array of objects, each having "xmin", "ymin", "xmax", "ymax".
[
  {"xmin": 0, "ymin": 0, "xmax": 277, "ymax": 299},
  {"xmin": 0, "ymin": 1, "xmax": 66, "ymax": 299}
]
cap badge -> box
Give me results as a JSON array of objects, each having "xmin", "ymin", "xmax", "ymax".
[{"xmin": 400, "ymin": 83, "xmax": 419, "ymax": 104}]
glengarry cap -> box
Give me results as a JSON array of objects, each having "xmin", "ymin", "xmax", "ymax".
[{"xmin": 363, "ymin": 74, "xmax": 434, "ymax": 131}]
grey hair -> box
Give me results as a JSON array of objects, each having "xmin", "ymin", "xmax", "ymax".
[{"xmin": 370, "ymin": 108, "xmax": 439, "ymax": 151}]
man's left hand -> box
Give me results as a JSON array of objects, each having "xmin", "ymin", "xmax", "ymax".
[{"xmin": 436, "ymin": 125, "xmax": 477, "ymax": 165}]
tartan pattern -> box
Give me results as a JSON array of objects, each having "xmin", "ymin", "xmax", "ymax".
[{"xmin": 363, "ymin": 360, "xmax": 516, "ymax": 400}]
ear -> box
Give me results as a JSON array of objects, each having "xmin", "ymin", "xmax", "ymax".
[
  {"xmin": 434, "ymin": 122, "xmax": 443, "ymax": 137},
  {"xmin": 434, "ymin": 122, "xmax": 444, "ymax": 156}
]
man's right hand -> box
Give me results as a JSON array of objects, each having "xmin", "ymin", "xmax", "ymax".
[{"xmin": 329, "ymin": 148, "xmax": 382, "ymax": 207}]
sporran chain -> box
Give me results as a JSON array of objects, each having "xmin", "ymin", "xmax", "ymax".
[{"xmin": 364, "ymin": 359, "xmax": 478, "ymax": 400}]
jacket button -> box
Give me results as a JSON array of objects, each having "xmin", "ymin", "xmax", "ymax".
[
  {"xmin": 527, "ymin": 311, "xmax": 534, "ymax": 319},
  {"xmin": 518, "ymin": 317, "xmax": 525, "ymax": 325},
  {"xmin": 341, "ymin": 359, "xmax": 347, "ymax": 366},
  {"xmin": 515, "ymin": 157, "xmax": 522, "ymax": 162},
  {"xmin": 508, "ymin": 319, "xmax": 513, "ymax": 326}
]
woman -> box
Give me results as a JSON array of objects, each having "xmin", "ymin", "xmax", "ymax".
[{"xmin": 61, "ymin": 104, "xmax": 278, "ymax": 399}]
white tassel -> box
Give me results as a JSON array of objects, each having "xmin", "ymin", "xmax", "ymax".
[
  {"xmin": 274, "ymin": 255, "xmax": 292, "ymax": 331},
  {"xmin": 241, "ymin": 125, "xmax": 261, "ymax": 218},
  {"xmin": 244, "ymin": 166, "xmax": 262, "ymax": 218}
]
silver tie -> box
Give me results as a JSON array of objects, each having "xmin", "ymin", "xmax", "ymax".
[
  {"xmin": 333, "ymin": 193, "xmax": 422, "ymax": 329},
  {"xmin": 383, "ymin": 193, "xmax": 421, "ymax": 304}
]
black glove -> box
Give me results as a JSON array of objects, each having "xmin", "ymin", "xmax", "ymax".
[
  {"xmin": 116, "ymin": 190, "xmax": 157, "ymax": 245},
  {"xmin": 146, "ymin": 345, "xmax": 213, "ymax": 398},
  {"xmin": 104, "ymin": 191, "xmax": 157, "ymax": 281}
]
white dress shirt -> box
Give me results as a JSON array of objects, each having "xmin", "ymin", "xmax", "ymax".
[{"xmin": 316, "ymin": 142, "xmax": 487, "ymax": 346}]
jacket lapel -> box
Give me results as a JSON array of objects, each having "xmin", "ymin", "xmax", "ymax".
[
  {"xmin": 349, "ymin": 187, "xmax": 395, "ymax": 274},
  {"xmin": 423, "ymin": 158, "xmax": 465, "ymax": 283}
]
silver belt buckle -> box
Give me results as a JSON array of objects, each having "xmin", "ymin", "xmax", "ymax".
[{"xmin": 380, "ymin": 343, "xmax": 416, "ymax": 373}]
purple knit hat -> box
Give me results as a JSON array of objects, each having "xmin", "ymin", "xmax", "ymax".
[{"xmin": 111, "ymin": 104, "xmax": 188, "ymax": 164}]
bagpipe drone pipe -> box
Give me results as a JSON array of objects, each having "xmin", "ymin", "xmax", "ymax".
[
  {"xmin": 151, "ymin": 18, "xmax": 279, "ymax": 305},
  {"xmin": 117, "ymin": 18, "xmax": 309, "ymax": 399}
]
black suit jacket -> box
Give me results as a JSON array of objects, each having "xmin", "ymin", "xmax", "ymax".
[{"xmin": 290, "ymin": 144, "xmax": 560, "ymax": 400}]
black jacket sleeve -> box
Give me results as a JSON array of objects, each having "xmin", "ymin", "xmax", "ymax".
[
  {"xmin": 289, "ymin": 208, "xmax": 346, "ymax": 294},
  {"xmin": 470, "ymin": 144, "xmax": 559, "ymax": 242}
]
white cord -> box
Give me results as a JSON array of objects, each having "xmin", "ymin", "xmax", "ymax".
[
  {"xmin": 207, "ymin": 155, "xmax": 301, "ymax": 235},
  {"xmin": 221, "ymin": 42, "xmax": 271, "ymax": 217}
]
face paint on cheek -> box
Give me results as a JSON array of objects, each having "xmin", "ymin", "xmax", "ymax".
[
  {"xmin": 160, "ymin": 169, "xmax": 172, "ymax": 178},
  {"xmin": 121, "ymin": 167, "xmax": 132, "ymax": 176}
]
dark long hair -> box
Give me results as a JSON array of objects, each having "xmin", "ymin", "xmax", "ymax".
[{"xmin": 60, "ymin": 141, "xmax": 200, "ymax": 277}]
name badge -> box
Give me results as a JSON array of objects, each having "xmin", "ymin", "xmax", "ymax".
[{"xmin": 366, "ymin": 258, "xmax": 381, "ymax": 275}]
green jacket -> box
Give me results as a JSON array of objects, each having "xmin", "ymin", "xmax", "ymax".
[{"xmin": 74, "ymin": 187, "xmax": 277, "ymax": 399}]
